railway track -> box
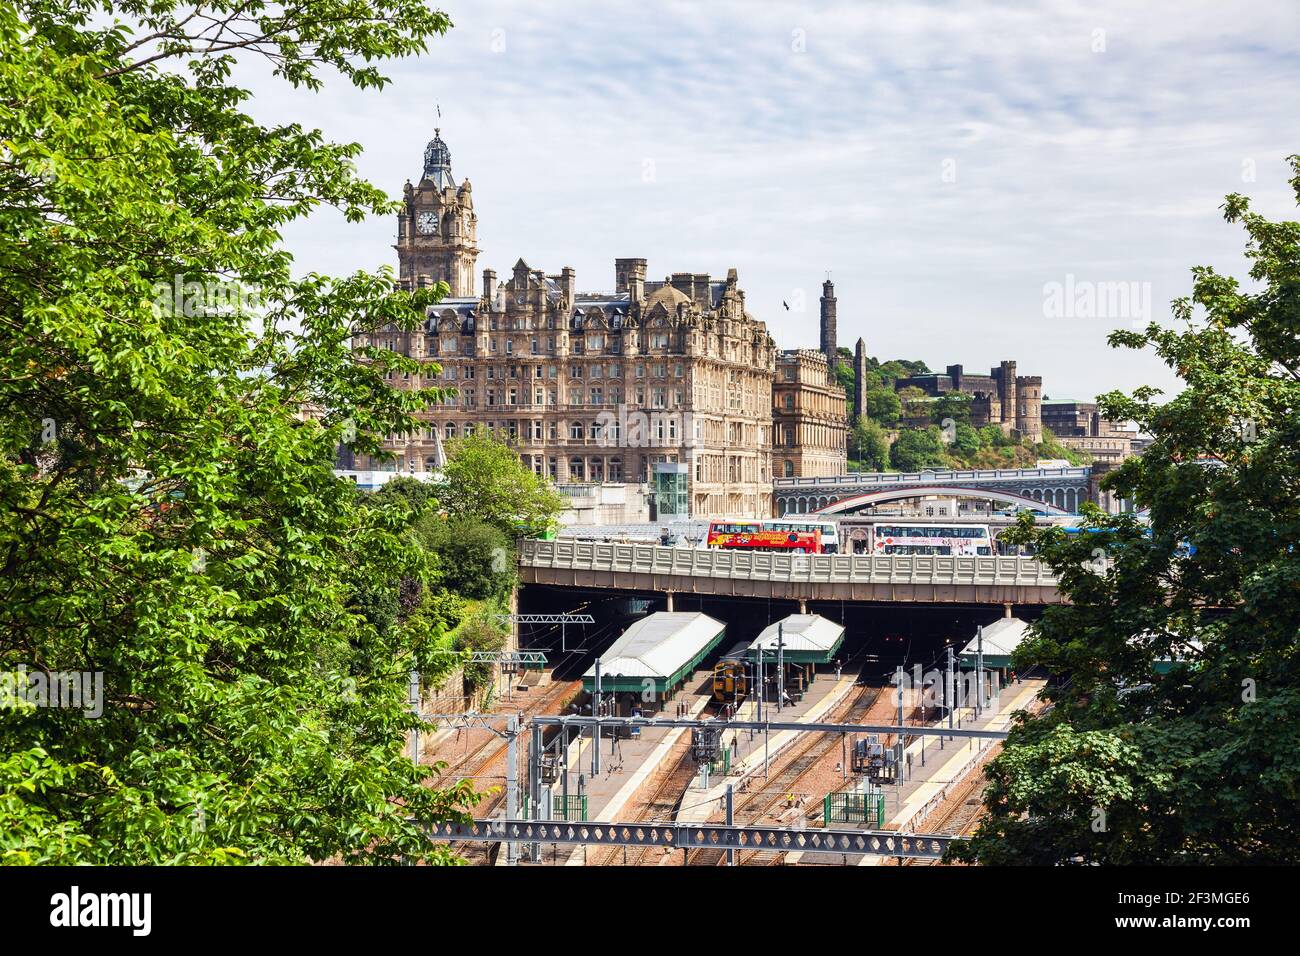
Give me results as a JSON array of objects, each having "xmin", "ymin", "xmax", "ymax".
[
  {"xmin": 428, "ymin": 676, "xmax": 581, "ymax": 863},
  {"xmin": 586, "ymin": 746, "xmax": 700, "ymax": 867},
  {"xmin": 685, "ymin": 679, "xmax": 884, "ymax": 867},
  {"xmin": 904, "ymin": 683, "xmax": 1047, "ymax": 864}
]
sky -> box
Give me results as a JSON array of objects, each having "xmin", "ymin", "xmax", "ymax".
[{"xmin": 241, "ymin": 0, "xmax": 1300, "ymax": 405}]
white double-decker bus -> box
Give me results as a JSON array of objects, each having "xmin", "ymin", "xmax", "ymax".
[{"xmin": 868, "ymin": 522, "xmax": 993, "ymax": 556}]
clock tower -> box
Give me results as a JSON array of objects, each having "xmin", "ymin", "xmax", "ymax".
[{"xmin": 396, "ymin": 129, "xmax": 478, "ymax": 297}]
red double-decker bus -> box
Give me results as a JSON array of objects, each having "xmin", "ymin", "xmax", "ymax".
[{"xmin": 706, "ymin": 520, "xmax": 823, "ymax": 554}]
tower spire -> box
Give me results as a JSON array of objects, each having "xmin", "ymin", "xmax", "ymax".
[{"xmin": 422, "ymin": 128, "xmax": 454, "ymax": 189}]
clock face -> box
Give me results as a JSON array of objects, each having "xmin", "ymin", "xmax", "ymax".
[{"xmin": 416, "ymin": 211, "xmax": 437, "ymax": 235}]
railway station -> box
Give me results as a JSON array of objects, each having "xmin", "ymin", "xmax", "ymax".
[
  {"xmin": 580, "ymin": 611, "xmax": 727, "ymax": 715},
  {"xmin": 959, "ymin": 615, "xmax": 1030, "ymax": 690},
  {"xmin": 749, "ymin": 613, "xmax": 847, "ymax": 701}
]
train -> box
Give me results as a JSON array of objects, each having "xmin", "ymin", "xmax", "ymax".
[{"xmin": 711, "ymin": 640, "xmax": 752, "ymax": 703}]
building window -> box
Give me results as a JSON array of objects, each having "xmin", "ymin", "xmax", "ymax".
[
  {"xmin": 784, "ymin": 460, "xmax": 794, "ymax": 477},
  {"xmin": 569, "ymin": 421, "xmax": 583, "ymax": 440}
]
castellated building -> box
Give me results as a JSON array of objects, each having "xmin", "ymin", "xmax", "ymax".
[
  {"xmin": 895, "ymin": 362, "xmax": 1043, "ymax": 443},
  {"xmin": 351, "ymin": 131, "xmax": 797, "ymax": 518}
]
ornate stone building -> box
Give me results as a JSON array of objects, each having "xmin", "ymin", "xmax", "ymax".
[
  {"xmin": 353, "ymin": 132, "xmax": 780, "ymax": 518},
  {"xmin": 396, "ymin": 130, "xmax": 478, "ymax": 297},
  {"xmin": 773, "ymin": 349, "xmax": 848, "ymax": 478}
]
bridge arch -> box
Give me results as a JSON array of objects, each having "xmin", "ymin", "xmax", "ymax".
[{"xmin": 813, "ymin": 485, "xmax": 1071, "ymax": 516}]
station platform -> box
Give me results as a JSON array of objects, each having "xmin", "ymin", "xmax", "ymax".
[
  {"xmin": 552, "ymin": 668, "xmax": 715, "ymax": 865},
  {"xmin": 676, "ymin": 670, "xmax": 858, "ymax": 826},
  {"xmin": 849, "ymin": 676, "xmax": 1045, "ymax": 866}
]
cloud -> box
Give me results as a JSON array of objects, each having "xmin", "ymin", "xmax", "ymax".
[{"xmin": 237, "ymin": 0, "xmax": 1300, "ymax": 403}]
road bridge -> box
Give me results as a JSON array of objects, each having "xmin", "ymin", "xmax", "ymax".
[
  {"xmin": 518, "ymin": 539, "xmax": 1065, "ymax": 605},
  {"xmin": 774, "ymin": 466, "xmax": 1097, "ymax": 516}
]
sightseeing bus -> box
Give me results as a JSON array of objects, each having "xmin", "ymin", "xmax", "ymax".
[
  {"xmin": 868, "ymin": 522, "xmax": 993, "ymax": 556},
  {"xmin": 763, "ymin": 518, "xmax": 841, "ymax": 554},
  {"xmin": 706, "ymin": 520, "xmax": 823, "ymax": 554}
]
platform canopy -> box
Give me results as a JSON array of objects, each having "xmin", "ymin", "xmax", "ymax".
[
  {"xmin": 959, "ymin": 617, "xmax": 1030, "ymax": 670},
  {"xmin": 582, "ymin": 612, "xmax": 726, "ymax": 694},
  {"xmin": 1137, "ymin": 632, "xmax": 1203, "ymax": 674},
  {"xmin": 749, "ymin": 614, "xmax": 846, "ymax": 664}
]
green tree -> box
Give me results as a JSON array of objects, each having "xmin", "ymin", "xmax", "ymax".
[
  {"xmin": 864, "ymin": 388, "xmax": 902, "ymax": 426},
  {"xmin": 372, "ymin": 475, "xmax": 439, "ymax": 517},
  {"xmin": 451, "ymin": 611, "xmax": 508, "ymax": 691},
  {"xmin": 877, "ymin": 359, "xmax": 928, "ymax": 385},
  {"xmin": 933, "ymin": 391, "xmax": 972, "ymax": 426},
  {"xmin": 850, "ymin": 416, "xmax": 891, "ymax": 471},
  {"xmin": 0, "ymin": 0, "xmax": 480, "ymax": 864},
  {"xmin": 954, "ymin": 157, "xmax": 1300, "ymax": 865},
  {"xmin": 436, "ymin": 429, "xmax": 564, "ymax": 536},
  {"xmin": 415, "ymin": 515, "xmax": 516, "ymax": 602},
  {"xmin": 951, "ymin": 422, "xmax": 981, "ymax": 458},
  {"xmin": 889, "ymin": 426, "xmax": 948, "ymax": 471}
]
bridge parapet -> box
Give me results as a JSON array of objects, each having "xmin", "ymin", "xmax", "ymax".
[
  {"xmin": 773, "ymin": 466, "xmax": 1090, "ymax": 490},
  {"xmin": 774, "ymin": 465, "xmax": 1095, "ymax": 516},
  {"xmin": 519, "ymin": 540, "xmax": 1065, "ymax": 604}
]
